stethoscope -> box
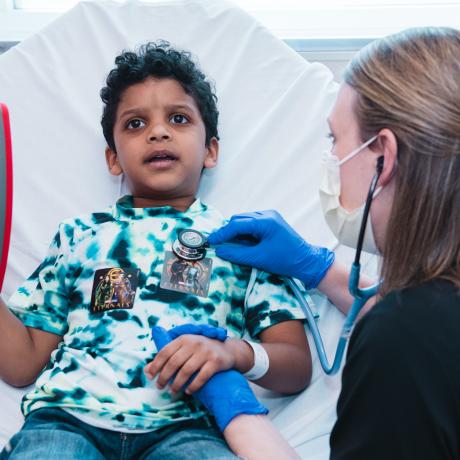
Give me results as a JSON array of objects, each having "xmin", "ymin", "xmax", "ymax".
[
  {"xmin": 286, "ymin": 156, "xmax": 384, "ymax": 375},
  {"xmin": 172, "ymin": 229, "xmax": 209, "ymax": 261},
  {"xmin": 172, "ymin": 156, "xmax": 383, "ymax": 375}
]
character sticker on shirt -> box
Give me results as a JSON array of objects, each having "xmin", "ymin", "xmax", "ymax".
[
  {"xmin": 160, "ymin": 251, "xmax": 212, "ymax": 298},
  {"xmin": 90, "ymin": 267, "xmax": 140, "ymax": 313}
]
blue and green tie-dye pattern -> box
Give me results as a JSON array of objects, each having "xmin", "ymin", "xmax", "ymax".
[{"xmin": 7, "ymin": 196, "xmax": 305, "ymax": 432}]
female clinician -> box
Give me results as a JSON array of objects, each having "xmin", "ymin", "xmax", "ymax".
[{"xmin": 209, "ymin": 27, "xmax": 460, "ymax": 459}]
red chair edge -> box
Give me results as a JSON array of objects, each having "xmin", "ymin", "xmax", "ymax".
[{"xmin": 0, "ymin": 103, "xmax": 13, "ymax": 292}]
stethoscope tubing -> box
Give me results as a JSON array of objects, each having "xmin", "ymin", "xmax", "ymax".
[{"xmin": 285, "ymin": 266, "xmax": 379, "ymax": 375}]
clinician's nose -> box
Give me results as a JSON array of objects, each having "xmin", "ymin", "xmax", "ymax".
[{"xmin": 148, "ymin": 121, "xmax": 171, "ymax": 142}]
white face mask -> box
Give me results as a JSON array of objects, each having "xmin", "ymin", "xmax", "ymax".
[{"xmin": 319, "ymin": 135, "xmax": 381, "ymax": 254}]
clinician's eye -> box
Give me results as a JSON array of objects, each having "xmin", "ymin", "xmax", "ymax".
[
  {"xmin": 170, "ymin": 114, "xmax": 189, "ymax": 124},
  {"xmin": 126, "ymin": 119, "xmax": 146, "ymax": 129},
  {"xmin": 326, "ymin": 132, "xmax": 335, "ymax": 143}
]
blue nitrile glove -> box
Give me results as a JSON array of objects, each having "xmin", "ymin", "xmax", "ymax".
[
  {"xmin": 151, "ymin": 325, "xmax": 268, "ymax": 432},
  {"xmin": 207, "ymin": 210, "xmax": 335, "ymax": 289},
  {"xmin": 168, "ymin": 324, "xmax": 228, "ymax": 342}
]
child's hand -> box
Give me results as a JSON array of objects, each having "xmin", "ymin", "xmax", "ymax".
[
  {"xmin": 148, "ymin": 325, "xmax": 268, "ymax": 432},
  {"xmin": 144, "ymin": 326, "xmax": 235, "ymax": 394}
]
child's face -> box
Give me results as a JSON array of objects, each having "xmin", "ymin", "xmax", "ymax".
[{"xmin": 105, "ymin": 77, "xmax": 218, "ymax": 205}]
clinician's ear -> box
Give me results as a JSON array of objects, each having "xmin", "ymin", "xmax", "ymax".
[
  {"xmin": 203, "ymin": 137, "xmax": 219, "ymax": 169},
  {"xmin": 105, "ymin": 146, "xmax": 123, "ymax": 176},
  {"xmin": 373, "ymin": 128, "xmax": 398, "ymax": 186}
]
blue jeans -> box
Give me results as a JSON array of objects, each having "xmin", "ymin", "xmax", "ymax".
[{"xmin": 0, "ymin": 408, "xmax": 238, "ymax": 460}]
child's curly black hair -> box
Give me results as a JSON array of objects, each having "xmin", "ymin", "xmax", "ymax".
[{"xmin": 100, "ymin": 41, "xmax": 219, "ymax": 151}]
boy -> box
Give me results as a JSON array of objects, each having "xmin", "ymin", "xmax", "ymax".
[{"xmin": 0, "ymin": 42, "xmax": 311, "ymax": 459}]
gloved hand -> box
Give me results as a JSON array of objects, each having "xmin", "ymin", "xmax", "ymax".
[
  {"xmin": 207, "ymin": 210, "xmax": 335, "ymax": 289},
  {"xmin": 151, "ymin": 325, "xmax": 268, "ymax": 432}
]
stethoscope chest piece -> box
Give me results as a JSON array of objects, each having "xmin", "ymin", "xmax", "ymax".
[{"xmin": 172, "ymin": 229, "xmax": 208, "ymax": 261}]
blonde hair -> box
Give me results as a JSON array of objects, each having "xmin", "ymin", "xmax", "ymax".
[{"xmin": 344, "ymin": 27, "xmax": 460, "ymax": 295}]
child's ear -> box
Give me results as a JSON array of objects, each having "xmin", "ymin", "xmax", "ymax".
[
  {"xmin": 105, "ymin": 146, "xmax": 123, "ymax": 176},
  {"xmin": 203, "ymin": 137, "xmax": 219, "ymax": 169}
]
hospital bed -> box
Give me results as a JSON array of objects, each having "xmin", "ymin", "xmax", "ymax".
[{"xmin": 0, "ymin": 1, "xmax": 346, "ymax": 457}]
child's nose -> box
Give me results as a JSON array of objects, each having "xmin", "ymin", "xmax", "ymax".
[{"xmin": 148, "ymin": 123, "xmax": 171, "ymax": 142}]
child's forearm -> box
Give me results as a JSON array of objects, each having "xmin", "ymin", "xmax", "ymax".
[
  {"xmin": 227, "ymin": 338, "xmax": 311, "ymax": 394},
  {"xmin": 254, "ymin": 341, "xmax": 311, "ymax": 393},
  {"xmin": 0, "ymin": 296, "xmax": 61, "ymax": 386},
  {"xmin": 223, "ymin": 414, "xmax": 300, "ymax": 460}
]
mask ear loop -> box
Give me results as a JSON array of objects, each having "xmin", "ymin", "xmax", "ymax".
[{"xmin": 354, "ymin": 155, "xmax": 385, "ymax": 265}]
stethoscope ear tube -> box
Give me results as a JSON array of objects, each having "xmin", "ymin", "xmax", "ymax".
[{"xmin": 354, "ymin": 155, "xmax": 384, "ymax": 265}]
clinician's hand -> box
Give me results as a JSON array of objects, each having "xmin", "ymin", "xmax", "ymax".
[{"xmin": 208, "ymin": 210, "xmax": 335, "ymax": 289}]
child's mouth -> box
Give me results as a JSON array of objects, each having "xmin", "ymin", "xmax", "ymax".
[{"xmin": 145, "ymin": 150, "xmax": 178, "ymax": 168}]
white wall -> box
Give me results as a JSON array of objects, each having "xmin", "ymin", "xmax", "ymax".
[
  {"xmin": 0, "ymin": 39, "xmax": 353, "ymax": 81},
  {"xmin": 286, "ymin": 39, "xmax": 369, "ymax": 81}
]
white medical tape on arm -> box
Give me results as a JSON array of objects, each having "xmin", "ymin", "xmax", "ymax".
[{"xmin": 243, "ymin": 340, "xmax": 269, "ymax": 381}]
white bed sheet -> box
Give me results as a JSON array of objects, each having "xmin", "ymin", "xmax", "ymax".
[{"xmin": 0, "ymin": 0, "xmax": 342, "ymax": 457}]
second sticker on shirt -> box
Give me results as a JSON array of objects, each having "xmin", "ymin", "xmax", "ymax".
[{"xmin": 160, "ymin": 251, "xmax": 212, "ymax": 298}]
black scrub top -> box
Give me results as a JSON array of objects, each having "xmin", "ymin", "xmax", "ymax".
[{"xmin": 330, "ymin": 279, "xmax": 460, "ymax": 460}]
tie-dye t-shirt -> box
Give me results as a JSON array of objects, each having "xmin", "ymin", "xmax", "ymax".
[{"xmin": 8, "ymin": 196, "xmax": 305, "ymax": 432}]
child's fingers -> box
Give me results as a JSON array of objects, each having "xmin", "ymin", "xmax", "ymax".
[
  {"xmin": 169, "ymin": 354, "xmax": 209, "ymax": 394},
  {"xmin": 145, "ymin": 339, "xmax": 182, "ymax": 378},
  {"xmin": 184, "ymin": 362, "xmax": 217, "ymax": 394},
  {"xmin": 155, "ymin": 346, "xmax": 194, "ymax": 389}
]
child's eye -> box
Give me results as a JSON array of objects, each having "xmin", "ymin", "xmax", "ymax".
[
  {"xmin": 170, "ymin": 114, "xmax": 189, "ymax": 124},
  {"xmin": 126, "ymin": 119, "xmax": 145, "ymax": 129},
  {"xmin": 326, "ymin": 132, "xmax": 335, "ymax": 143}
]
